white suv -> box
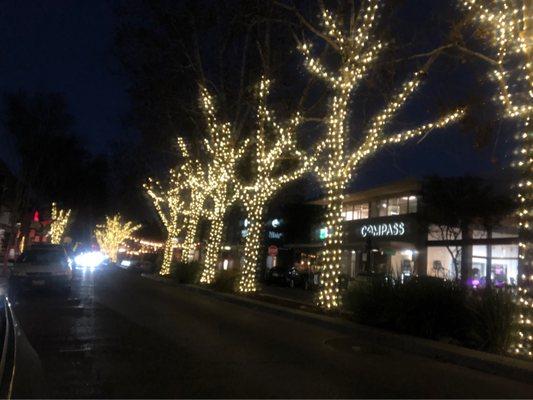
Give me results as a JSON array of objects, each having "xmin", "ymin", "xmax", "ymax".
[{"xmin": 9, "ymin": 244, "xmax": 73, "ymax": 293}]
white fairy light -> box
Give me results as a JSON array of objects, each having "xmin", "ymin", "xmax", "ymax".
[{"xmin": 461, "ymin": 0, "xmax": 532, "ymax": 359}]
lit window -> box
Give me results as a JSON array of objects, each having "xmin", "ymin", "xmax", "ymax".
[
  {"xmin": 408, "ymin": 196, "xmax": 417, "ymax": 213},
  {"xmin": 388, "ymin": 198, "xmax": 400, "ymax": 216},
  {"xmin": 345, "ymin": 210, "xmax": 354, "ymax": 221}
]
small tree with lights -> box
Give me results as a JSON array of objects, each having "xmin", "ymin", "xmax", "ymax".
[
  {"xmin": 49, "ymin": 202, "xmax": 71, "ymax": 245},
  {"xmin": 95, "ymin": 214, "xmax": 141, "ymax": 263},
  {"xmin": 459, "ymin": 0, "xmax": 532, "ymax": 358},
  {"xmin": 235, "ymin": 77, "xmax": 313, "ymax": 293},
  {"xmin": 297, "ymin": 1, "xmax": 465, "ymax": 309},
  {"xmin": 144, "ymin": 168, "xmax": 189, "ymax": 275}
]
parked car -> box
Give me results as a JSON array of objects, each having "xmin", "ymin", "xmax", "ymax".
[
  {"xmin": 266, "ymin": 266, "xmax": 318, "ymax": 290},
  {"xmin": 9, "ymin": 244, "xmax": 73, "ymax": 293},
  {"xmin": 266, "ymin": 266, "xmax": 292, "ymax": 286},
  {"xmin": 119, "ymin": 254, "xmax": 156, "ymax": 274}
]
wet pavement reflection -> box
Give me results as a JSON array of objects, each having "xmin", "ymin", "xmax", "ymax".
[
  {"xmin": 9, "ymin": 267, "xmax": 533, "ymax": 398},
  {"xmin": 11, "ymin": 268, "xmax": 184, "ymax": 398}
]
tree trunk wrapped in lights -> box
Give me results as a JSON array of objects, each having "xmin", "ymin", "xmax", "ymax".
[
  {"xmin": 236, "ymin": 77, "xmax": 313, "ymax": 293},
  {"xmin": 176, "ymin": 137, "xmax": 208, "ymax": 262},
  {"xmin": 198, "ymin": 86, "xmax": 249, "ymax": 284},
  {"xmin": 94, "ymin": 214, "xmax": 141, "ymax": 263},
  {"xmin": 298, "ymin": 1, "xmax": 465, "ymax": 309},
  {"xmin": 460, "ymin": 0, "xmax": 532, "ymax": 358},
  {"xmin": 49, "ymin": 202, "xmax": 71, "ymax": 245},
  {"xmin": 144, "ymin": 169, "xmax": 189, "ymax": 274}
]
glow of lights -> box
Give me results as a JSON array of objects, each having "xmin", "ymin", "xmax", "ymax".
[
  {"xmin": 94, "ymin": 214, "xmax": 141, "ymax": 264},
  {"xmin": 299, "ymin": 1, "xmax": 464, "ymax": 309},
  {"xmin": 74, "ymin": 251, "xmax": 107, "ymax": 269},
  {"xmin": 49, "ymin": 202, "xmax": 71, "ymax": 245},
  {"xmin": 460, "ymin": 0, "xmax": 532, "ymax": 359}
]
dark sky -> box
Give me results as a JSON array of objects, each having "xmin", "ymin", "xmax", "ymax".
[
  {"xmin": 0, "ymin": 1, "xmax": 513, "ymax": 192},
  {"xmin": 0, "ymin": 0, "xmax": 129, "ymax": 167}
]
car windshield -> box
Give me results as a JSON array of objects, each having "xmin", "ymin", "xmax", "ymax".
[{"xmin": 17, "ymin": 249, "xmax": 66, "ymax": 264}]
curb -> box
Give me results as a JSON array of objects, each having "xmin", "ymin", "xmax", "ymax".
[{"xmin": 141, "ymin": 273, "xmax": 533, "ymax": 385}]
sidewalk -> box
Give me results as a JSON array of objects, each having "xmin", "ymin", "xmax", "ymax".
[{"xmin": 141, "ymin": 272, "xmax": 533, "ymax": 385}]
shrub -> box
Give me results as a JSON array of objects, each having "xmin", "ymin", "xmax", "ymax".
[
  {"xmin": 169, "ymin": 261, "xmax": 202, "ymax": 284},
  {"xmin": 466, "ymin": 288, "xmax": 517, "ymax": 354},
  {"xmin": 343, "ymin": 275, "xmax": 398, "ymax": 329},
  {"xmin": 344, "ymin": 276, "xmax": 470, "ymax": 341},
  {"xmin": 211, "ymin": 269, "xmax": 240, "ymax": 293},
  {"xmin": 395, "ymin": 276, "xmax": 469, "ymax": 340}
]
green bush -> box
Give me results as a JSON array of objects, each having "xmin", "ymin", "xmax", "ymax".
[
  {"xmin": 466, "ymin": 288, "xmax": 517, "ymax": 354},
  {"xmin": 395, "ymin": 277, "xmax": 469, "ymax": 340},
  {"xmin": 344, "ymin": 276, "xmax": 398, "ymax": 329},
  {"xmin": 344, "ymin": 276, "xmax": 468, "ymax": 340},
  {"xmin": 344, "ymin": 276, "xmax": 518, "ymax": 354},
  {"xmin": 211, "ymin": 269, "xmax": 240, "ymax": 293},
  {"xmin": 169, "ymin": 261, "xmax": 202, "ymax": 284}
]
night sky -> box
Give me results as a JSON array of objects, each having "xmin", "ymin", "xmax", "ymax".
[
  {"xmin": 0, "ymin": 1, "xmax": 513, "ymax": 192},
  {"xmin": 0, "ymin": 0, "xmax": 129, "ymax": 165}
]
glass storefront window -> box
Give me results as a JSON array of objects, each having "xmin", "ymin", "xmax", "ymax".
[
  {"xmin": 427, "ymin": 246, "xmax": 461, "ymax": 280},
  {"xmin": 472, "ymin": 245, "xmax": 487, "ymax": 257}
]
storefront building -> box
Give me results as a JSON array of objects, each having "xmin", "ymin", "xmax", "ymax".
[{"xmin": 296, "ymin": 179, "xmax": 519, "ymax": 285}]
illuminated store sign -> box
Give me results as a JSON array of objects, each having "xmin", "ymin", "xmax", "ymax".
[{"xmin": 361, "ymin": 222, "xmax": 405, "ymax": 237}]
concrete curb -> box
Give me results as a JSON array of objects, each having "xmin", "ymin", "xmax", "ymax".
[{"xmin": 141, "ymin": 273, "xmax": 533, "ymax": 385}]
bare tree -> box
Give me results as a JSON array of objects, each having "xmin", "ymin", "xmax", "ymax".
[{"xmin": 294, "ymin": 1, "xmax": 465, "ymax": 309}]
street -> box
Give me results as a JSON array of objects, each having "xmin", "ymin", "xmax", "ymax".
[{"xmin": 10, "ymin": 267, "xmax": 533, "ymax": 398}]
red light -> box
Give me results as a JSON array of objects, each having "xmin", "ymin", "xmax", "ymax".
[{"xmin": 33, "ymin": 210, "xmax": 39, "ymax": 222}]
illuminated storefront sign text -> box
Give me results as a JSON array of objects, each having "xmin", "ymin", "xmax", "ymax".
[{"xmin": 361, "ymin": 222, "xmax": 405, "ymax": 237}]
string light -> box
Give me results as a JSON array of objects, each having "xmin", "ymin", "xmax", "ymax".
[
  {"xmin": 461, "ymin": 0, "xmax": 532, "ymax": 358},
  {"xmin": 94, "ymin": 214, "xmax": 141, "ymax": 263},
  {"xmin": 144, "ymin": 168, "xmax": 189, "ymax": 275},
  {"xmin": 236, "ymin": 77, "xmax": 313, "ymax": 293},
  {"xmin": 49, "ymin": 202, "xmax": 71, "ymax": 245},
  {"xmin": 176, "ymin": 137, "xmax": 208, "ymax": 262},
  {"xmin": 300, "ymin": 1, "xmax": 465, "ymax": 309},
  {"xmin": 198, "ymin": 86, "xmax": 249, "ymax": 284}
]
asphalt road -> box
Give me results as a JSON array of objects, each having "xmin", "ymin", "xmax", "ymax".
[{"xmin": 10, "ymin": 267, "xmax": 533, "ymax": 398}]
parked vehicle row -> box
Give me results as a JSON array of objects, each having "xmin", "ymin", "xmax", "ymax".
[{"xmin": 265, "ymin": 266, "xmax": 318, "ymax": 291}]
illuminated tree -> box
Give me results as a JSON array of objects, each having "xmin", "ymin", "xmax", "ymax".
[
  {"xmin": 299, "ymin": 1, "xmax": 465, "ymax": 309},
  {"xmin": 198, "ymin": 86, "xmax": 249, "ymax": 284},
  {"xmin": 49, "ymin": 202, "xmax": 71, "ymax": 245},
  {"xmin": 236, "ymin": 77, "xmax": 313, "ymax": 293},
  {"xmin": 95, "ymin": 214, "xmax": 141, "ymax": 263},
  {"xmin": 176, "ymin": 137, "xmax": 208, "ymax": 262},
  {"xmin": 460, "ymin": 0, "xmax": 532, "ymax": 358},
  {"xmin": 144, "ymin": 169, "xmax": 189, "ymax": 274}
]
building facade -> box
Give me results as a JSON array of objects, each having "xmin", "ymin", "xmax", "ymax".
[{"xmin": 294, "ymin": 179, "xmax": 519, "ymax": 286}]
